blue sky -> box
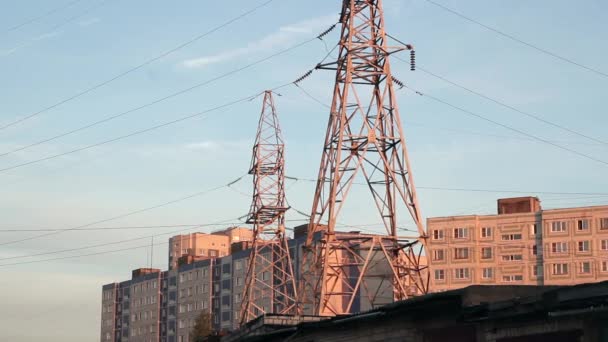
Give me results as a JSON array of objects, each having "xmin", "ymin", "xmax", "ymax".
[{"xmin": 0, "ymin": 0, "xmax": 607, "ymax": 340}]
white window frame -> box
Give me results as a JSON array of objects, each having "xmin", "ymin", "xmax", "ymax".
[
  {"xmin": 454, "ymin": 228, "xmax": 468, "ymax": 239},
  {"xmin": 481, "ymin": 247, "xmax": 493, "ymax": 259},
  {"xmin": 552, "ymin": 263, "xmax": 569, "ymax": 275},
  {"xmin": 432, "ymin": 229, "xmax": 444, "ymax": 240},
  {"xmin": 579, "ymin": 262, "xmax": 591, "ymax": 274},
  {"xmin": 454, "ymin": 268, "xmax": 470, "ymax": 279},
  {"xmin": 551, "ymin": 221, "xmax": 567, "ymax": 233},
  {"xmin": 578, "ymin": 240, "xmax": 590, "ymax": 252},
  {"xmin": 482, "ymin": 268, "xmax": 493, "ymax": 279},
  {"xmin": 454, "ymin": 247, "xmax": 469, "ymax": 260},
  {"xmin": 481, "ymin": 227, "xmax": 492, "ymax": 238}
]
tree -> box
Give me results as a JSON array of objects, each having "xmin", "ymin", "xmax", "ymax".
[{"xmin": 190, "ymin": 311, "xmax": 212, "ymax": 342}]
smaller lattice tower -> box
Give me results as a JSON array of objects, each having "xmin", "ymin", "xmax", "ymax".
[{"xmin": 239, "ymin": 91, "xmax": 298, "ymax": 325}]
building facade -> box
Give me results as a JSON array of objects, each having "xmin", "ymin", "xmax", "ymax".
[
  {"xmin": 427, "ymin": 197, "xmax": 608, "ymax": 292},
  {"xmin": 100, "ymin": 225, "xmax": 402, "ymax": 342}
]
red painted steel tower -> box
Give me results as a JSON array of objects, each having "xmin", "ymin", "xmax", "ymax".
[
  {"xmin": 240, "ymin": 91, "xmax": 298, "ymax": 325},
  {"xmin": 299, "ymin": 0, "xmax": 429, "ymax": 316}
]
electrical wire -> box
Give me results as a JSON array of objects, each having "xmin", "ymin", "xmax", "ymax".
[
  {"xmin": 0, "ymin": 240, "xmax": 169, "ymax": 267},
  {"xmin": 0, "ymin": 0, "xmax": 277, "ymax": 131},
  {"xmin": 0, "ymin": 216, "xmax": 242, "ymax": 262},
  {"xmin": 2, "ymin": 0, "xmax": 114, "ymax": 56},
  {"xmin": 0, "ymin": 28, "xmax": 330, "ymax": 159},
  {"xmin": 0, "ymin": 224, "xmax": 220, "ymax": 233},
  {"xmin": 1, "ymin": 0, "xmax": 85, "ymax": 35},
  {"xmin": 402, "ymin": 85, "xmax": 608, "ymax": 167},
  {"xmin": 392, "ymin": 58, "xmax": 608, "ymax": 147},
  {"xmin": 285, "ymin": 175, "xmax": 608, "ymax": 196},
  {"xmin": 0, "ymin": 174, "xmax": 246, "ymax": 246},
  {"xmin": 283, "ymin": 84, "xmax": 608, "ymax": 192},
  {"xmin": 423, "ymin": 0, "xmax": 608, "ymax": 79}
]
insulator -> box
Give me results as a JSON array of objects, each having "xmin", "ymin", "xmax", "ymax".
[
  {"xmin": 410, "ymin": 50, "xmax": 416, "ymax": 71},
  {"xmin": 391, "ymin": 76, "xmax": 405, "ymax": 89},
  {"xmin": 317, "ymin": 24, "xmax": 337, "ymax": 40},
  {"xmin": 293, "ymin": 70, "xmax": 313, "ymax": 85}
]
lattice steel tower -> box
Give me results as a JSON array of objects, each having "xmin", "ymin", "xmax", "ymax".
[
  {"xmin": 299, "ymin": 0, "xmax": 429, "ymax": 316},
  {"xmin": 240, "ymin": 91, "xmax": 298, "ymax": 325}
]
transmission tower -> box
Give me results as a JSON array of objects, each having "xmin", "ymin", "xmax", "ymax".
[
  {"xmin": 299, "ymin": 0, "xmax": 429, "ymax": 316},
  {"xmin": 239, "ymin": 91, "xmax": 298, "ymax": 325}
]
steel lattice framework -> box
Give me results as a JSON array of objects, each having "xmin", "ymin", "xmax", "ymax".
[
  {"xmin": 239, "ymin": 91, "xmax": 298, "ymax": 325},
  {"xmin": 299, "ymin": 0, "xmax": 429, "ymax": 316}
]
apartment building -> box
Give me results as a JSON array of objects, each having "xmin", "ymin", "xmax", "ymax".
[
  {"xmin": 168, "ymin": 227, "xmax": 252, "ymax": 270},
  {"xmin": 427, "ymin": 197, "xmax": 608, "ymax": 292},
  {"xmin": 101, "ymin": 224, "xmax": 402, "ymax": 342}
]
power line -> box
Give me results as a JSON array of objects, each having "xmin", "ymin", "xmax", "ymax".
[
  {"xmin": 0, "ymin": 0, "xmax": 276, "ymax": 131},
  {"xmin": 402, "ymin": 85, "xmax": 608, "ymax": 167},
  {"xmin": 0, "ymin": 217, "xmax": 241, "ymax": 262},
  {"xmin": 0, "ymin": 32, "xmax": 324, "ymax": 159},
  {"xmin": 0, "ymin": 241, "xmax": 168, "ymax": 267},
  {"xmin": 0, "ymin": 175, "xmax": 245, "ymax": 246},
  {"xmin": 2, "ymin": 0, "xmax": 114, "ymax": 56},
  {"xmin": 423, "ymin": 0, "xmax": 608, "ymax": 79},
  {"xmin": 285, "ymin": 175, "xmax": 608, "ymax": 196},
  {"xmin": 411, "ymin": 64, "xmax": 608, "ymax": 146},
  {"xmin": 1, "ymin": 0, "xmax": 85, "ymax": 35},
  {"xmin": 0, "ymin": 224, "xmax": 218, "ymax": 232},
  {"xmin": 404, "ymin": 120, "xmax": 604, "ymax": 147}
]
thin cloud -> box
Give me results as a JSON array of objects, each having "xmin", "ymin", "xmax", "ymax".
[
  {"xmin": 79, "ymin": 17, "xmax": 101, "ymax": 27},
  {"xmin": 180, "ymin": 14, "xmax": 336, "ymax": 69}
]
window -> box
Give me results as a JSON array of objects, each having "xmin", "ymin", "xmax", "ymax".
[
  {"xmin": 454, "ymin": 248, "xmax": 469, "ymax": 260},
  {"xmin": 603, "ymin": 261, "xmax": 608, "ymax": 272},
  {"xmin": 551, "ymin": 221, "xmax": 567, "ymax": 232},
  {"xmin": 602, "ymin": 240, "xmax": 608, "ymax": 251},
  {"xmin": 235, "ymin": 261, "xmax": 242, "ymax": 270},
  {"xmin": 501, "ymin": 234, "xmax": 522, "ymax": 241},
  {"xmin": 236, "ymin": 277, "xmax": 243, "ymax": 286},
  {"xmin": 531, "ymin": 224, "xmax": 538, "ymax": 236},
  {"xmin": 262, "ymin": 271, "xmax": 270, "ymax": 281},
  {"xmin": 577, "ymin": 219, "xmax": 590, "ymax": 231},
  {"xmin": 187, "ymin": 303, "xmax": 193, "ymax": 312},
  {"xmin": 481, "ymin": 227, "xmax": 492, "ymax": 238},
  {"xmin": 234, "ymin": 294, "xmax": 242, "ymax": 304},
  {"xmin": 434, "ymin": 269, "xmax": 445, "ymax": 280},
  {"xmin": 533, "ymin": 265, "xmax": 543, "ymax": 277},
  {"xmin": 482, "ymin": 268, "xmax": 493, "ymax": 279},
  {"xmin": 178, "ymin": 320, "xmax": 185, "ymax": 329},
  {"xmin": 578, "ymin": 240, "xmax": 590, "ymax": 252},
  {"xmin": 502, "ymin": 275, "xmax": 523, "ymax": 282},
  {"xmin": 551, "ymin": 242, "xmax": 568, "ymax": 254},
  {"xmin": 179, "ymin": 274, "xmax": 185, "ymax": 283},
  {"xmin": 432, "ymin": 249, "xmax": 445, "ymax": 261},
  {"xmin": 580, "ymin": 262, "xmax": 591, "ymax": 274},
  {"xmin": 454, "ymin": 268, "xmax": 470, "ymax": 279},
  {"xmin": 202, "ymin": 268, "xmax": 208, "ymax": 277},
  {"xmin": 203, "ymin": 284, "xmax": 209, "ymax": 293},
  {"xmin": 600, "ymin": 218, "xmax": 608, "ymax": 230},
  {"xmin": 432, "ymin": 229, "xmax": 444, "ymax": 240},
  {"xmin": 552, "ymin": 263, "xmax": 569, "ymax": 275},
  {"xmin": 532, "ymin": 245, "xmax": 538, "ymax": 255},
  {"xmin": 454, "ymin": 228, "xmax": 468, "ymax": 239},
  {"xmin": 202, "ymin": 300, "xmax": 208, "ymax": 309},
  {"xmin": 481, "ymin": 247, "xmax": 493, "ymax": 259},
  {"xmin": 502, "ymin": 254, "xmax": 523, "ymax": 262}
]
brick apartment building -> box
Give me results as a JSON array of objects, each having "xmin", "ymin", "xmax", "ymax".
[
  {"xmin": 101, "ymin": 197, "xmax": 608, "ymax": 341},
  {"xmin": 100, "ymin": 225, "xmax": 397, "ymax": 342},
  {"xmin": 427, "ymin": 197, "xmax": 608, "ymax": 292}
]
